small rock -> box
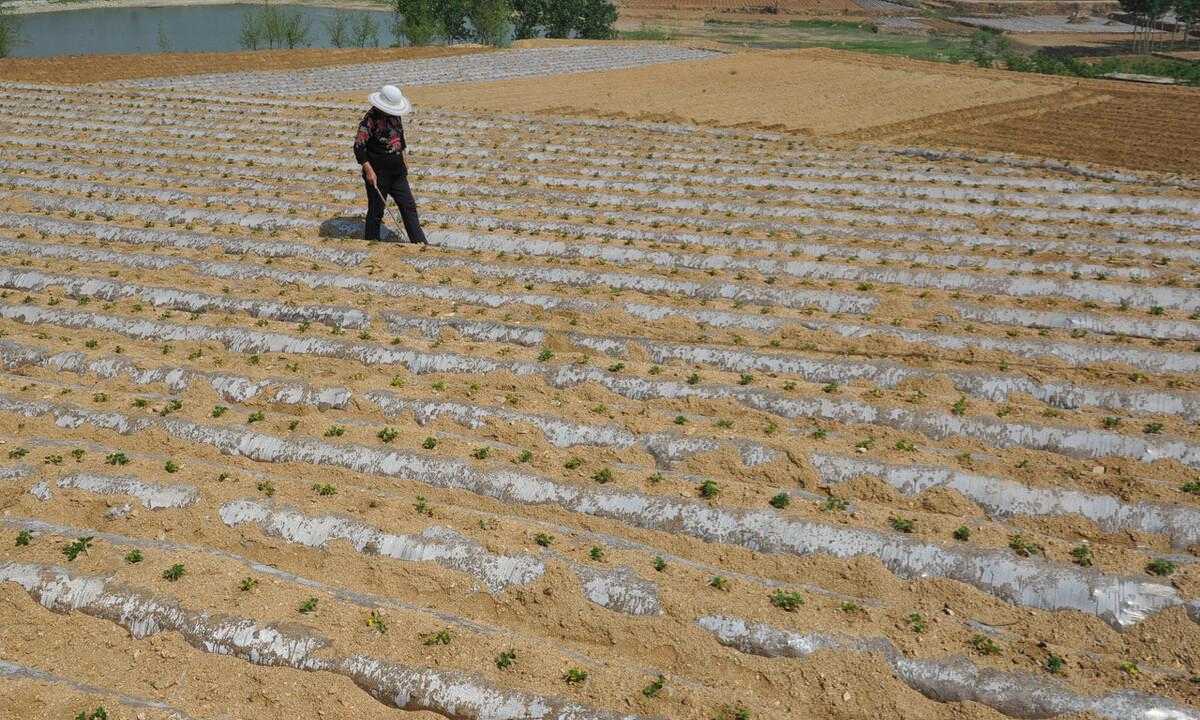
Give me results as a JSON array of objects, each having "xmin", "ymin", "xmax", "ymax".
[{"xmin": 1092, "ymin": 465, "xmax": 1105, "ymax": 475}]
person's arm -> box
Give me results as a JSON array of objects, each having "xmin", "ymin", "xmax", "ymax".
[{"xmin": 354, "ymin": 113, "xmax": 377, "ymax": 185}]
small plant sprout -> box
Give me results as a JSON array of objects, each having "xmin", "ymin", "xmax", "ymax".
[
  {"xmin": 952, "ymin": 526, "xmax": 971, "ymax": 541},
  {"xmin": 15, "ymin": 530, "xmax": 32, "ymax": 547},
  {"xmin": 537, "ymin": 348, "xmax": 554, "ymax": 362},
  {"xmin": 288, "ymin": 420, "xmax": 300, "ymax": 431},
  {"xmin": 709, "ymin": 576, "xmax": 730, "ymax": 591},
  {"xmin": 686, "ymin": 372, "xmax": 700, "ymax": 385},
  {"xmin": 769, "ymin": 492, "xmax": 790, "ymax": 510},
  {"xmin": 7, "ymin": 447, "xmax": 28, "ymax": 459},
  {"xmin": 211, "ymin": 405, "xmax": 228, "ymax": 418},
  {"xmin": 324, "ymin": 425, "xmax": 346, "ymax": 437},
  {"xmin": 472, "ymin": 446, "xmax": 490, "ymax": 460},
  {"xmin": 715, "ymin": 703, "xmax": 751, "ymax": 720},
  {"xmin": 239, "ymin": 577, "xmax": 259, "ymax": 592},
  {"xmin": 244, "ymin": 410, "xmax": 264, "ymax": 424},
  {"xmin": 256, "ymin": 480, "xmax": 276, "ymax": 497},
  {"xmin": 653, "ymin": 556, "xmax": 667, "ymax": 572},
  {"xmin": 951, "ymin": 397, "xmax": 968, "ymax": 416},
  {"xmin": 44, "ymin": 454, "xmax": 63, "ymax": 466},
  {"xmin": 162, "ymin": 563, "xmax": 186, "ymax": 582},
  {"xmin": 496, "ymin": 649, "xmax": 517, "ymax": 669},
  {"xmin": 562, "ymin": 668, "xmax": 588, "ymax": 684},
  {"xmin": 840, "ymin": 602, "xmax": 864, "ymax": 615},
  {"xmin": 105, "ymin": 451, "xmax": 129, "ymax": 465},
  {"xmin": 697, "ymin": 480, "xmax": 720, "ymax": 499},
  {"xmin": 312, "ymin": 483, "xmax": 337, "ymax": 496},
  {"xmin": 1181, "ymin": 480, "xmax": 1200, "ymax": 495},
  {"xmin": 1146, "ymin": 558, "xmax": 1177, "ymax": 576},
  {"xmin": 62, "ymin": 536, "xmax": 94, "ymax": 561},
  {"xmin": 894, "ymin": 439, "xmax": 916, "ymax": 452},
  {"xmin": 422, "ymin": 628, "xmax": 452, "ymax": 646},
  {"xmin": 906, "ymin": 613, "xmax": 927, "ymax": 633},
  {"xmin": 1045, "ymin": 654, "xmax": 1066, "ymax": 674},
  {"xmin": 564, "ymin": 457, "xmax": 582, "ymax": 470},
  {"xmin": 534, "ymin": 533, "xmax": 554, "ymax": 547},
  {"xmin": 517, "ymin": 449, "xmax": 533, "ymax": 463},
  {"xmin": 769, "ymin": 589, "xmax": 804, "ymax": 612},
  {"xmin": 422, "ymin": 436, "xmax": 437, "ymax": 449},
  {"xmin": 822, "ymin": 496, "xmax": 849, "ymax": 512},
  {"xmin": 1007, "ymin": 534, "xmax": 1043, "ymax": 558},
  {"xmin": 588, "ymin": 546, "xmax": 605, "ymax": 561},
  {"xmin": 1143, "ymin": 422, "xmax": 1164, "ymax": 435},
  {"xmin": 367, "ymin": 609, "xmax": 386, "ymax": 633},
  {"xmin": 164, "ymin": 460, "xmax": 180, "ymax": 473},
  {"xmin": 413, "ymin": 496, "xmax": 433, "ymax": 516},
  {"xmin": 889, "ymin": 516, "xmax": 915, "ymax": 533},
  {"xmin": 673, "ymin": 415, "xmax": 687, "ymax": 425},
  {"xmin": 377, "ymin": 427, "xmax": 398, "ymax": 443},
  {"xmin": 1070, "ymin": 544, "xmax": 1093, "ymax": 567},
  {"xmin": 74, "ymin": 708, "xmax": 109, "ymax": 720},
  {"xmin": 738, "ymin": 373, "xmax": 753, "ymax": 385},
  {"xmin": 70, "ymin": 448, "xmax": 85, "ymax": 462},
  {"xmin": 124, "ymin": 549, "xmax": 143, "ymax": 564},
  {"xmin": 970, "ymin": 634, "xmax": 1002, "ymax": 656},
  {"xmin": 1119, "ymin": 660, "xmax": 1139, "ymax": 676},
  {"xmin": 591, "ymin": 467, "xmax": 614, "ymax": 483},
  {"xmin": 642, "ymin": 674, "xmax": 665, "ymax": 698},
  {"xmin": 298, "ymin": 597, "xmax": 319, "ymax": 614}
]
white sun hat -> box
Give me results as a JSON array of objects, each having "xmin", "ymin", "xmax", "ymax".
[{"xmin": 369, "ymin": 84, "xmax": 413, "ymax": 116}]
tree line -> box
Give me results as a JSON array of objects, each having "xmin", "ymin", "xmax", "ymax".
[
  {"xmin": 0, "ymin": 0, "xmax": 19, "ymax": 58},
  {"xmin": 1118, "ymin": 0, "xmax": 1199, "ymax": 53},
  {"xmin": 393, "ymin": 0, "xmax": 617, "ymax": 46}
]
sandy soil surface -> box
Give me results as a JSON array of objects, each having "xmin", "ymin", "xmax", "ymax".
[
  {"xmin": 0, "ymin": 45, "xmax": 489, "ymax": 85},
  {"xmin": 392, "ymin": 48, "xmax": 1063, "ymax": 135}
]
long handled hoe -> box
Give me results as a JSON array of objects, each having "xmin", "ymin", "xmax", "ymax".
[{"xmin": 374, "ymin": 183, "xmax": 409, "ymax": 243}]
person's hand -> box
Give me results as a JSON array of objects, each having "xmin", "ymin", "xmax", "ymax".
[{"xmin": 361, "ymin": 161, "xmax": 377, "ymax": 187}]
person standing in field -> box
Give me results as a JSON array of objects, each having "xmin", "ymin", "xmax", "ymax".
[{"xmin": 354, "ymin": 84, "xmax": 428, "ymax": 244}]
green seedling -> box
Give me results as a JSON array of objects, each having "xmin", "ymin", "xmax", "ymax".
[
  {"xmin": 124, "ymin": 549, "xmax": 143, "ymax": 564},
  {"xmin": 906, "ymin": 613, "xmax": 927, "ymax": 633},
  {"xmin": 312, "ymin": 483, "xmax": 337, "ymax": 496},
  {"xmin": 414, "ymin": 496, "xmax": 433, "ymax": 516},
  {"xmin": 652, "ymin": 556, "xmax": 667, "ymax": 572},
  {"xmin": 952, "ymin": 526, "xmax": 971, "ymax": 541},
  {"xmin": 472, "ymin": 446, "xmax": 490, "ymax": 460},
  {"xmin": 288, "ymin": 420, "xmax": 300, "ymax": 431},
  {"xmin": 422, "ymin": 436, "xmax": 437, "ymax": 449},
  {"xmin": 822, "ymin": 496, "xmax": 849, "ymax": 512},
  {"xmin": 298, "ymin": 597, "xmax": 319, "ymax": 613},
  {"xmin": 673, "ymin": 415, "xmax": 687, "ymax": 425},
  {"xmin": 769, "ymin": 589, "xmax": 804, "ymax": 612},
  {"xmin": 840, "ymin": 602, "xmax": 864, "ymax": 615},
  {"xmin": 1119, "ymin": 660, "xmax": 1139, "ymax": 675},
  {"xmin": 1045, "ymin": 654, "xmax": 1065, "ymax": 674},
  {"xmin": 607, "ymin": 362, "xmax": 625, "ymax": 372},
  {"xmin": 738, "ymin": 373, "xmax": 754, "ymax": 385},
  {"xmin": 362, "ymin": 609, "xmax": 386, "ymax": 633},
  {"xmin": 1070, "ymin": 544, "xmax": 1093, "ymax": 566},
  {"xmin": 588, "ymin": 546, "xmax": 605, "ymax": 561},
  {"xmin": 70, "ymin": 448, "xmax": 85, "ymax": 462},
  {"xmin": 709, "ymin": 576, "xmax": 730, "ymax": 591},
  {"xmin": 105, "ymin": 451, "xmax": 129, "ymax": 465},
  {"xmin": 592, "ymin": 468, "xmax": 614, "ymax": 483},
  {"xmin": 162, "ymin": 563, "xmax": 186, "ymax": 581},
  {"xmin": 164, "ymin": 460, "xmax": 179, "ymax": 473},
  {"xmin": 7, "ymin": 447, "xmax": 28, "ymax": 459},
  {"xmin": 537, "ymin": 349, "xmax": 554, "ymax": 362},
  {"xmin": 951, "ymin": 397, "xmax": 968, "ymax": 416},
  {"xmin": 894, "ymin": 439, "xmax": 916, "ymax": 452},
  {"xmin": 642, "ymin": 674, "xmax": 665, "ymax": 698},
  {"xmin": 970, "ymin": 634, "xmax": 1002, "ymax": 656},
  {"xmin": 495, "ymin": 649, "xmax": 517, "ymax": 669},
  {"xmin": 697, "ymin": 480, "xmax": 720, "ymax": 499},
  {"xmin": 889, "ymin": 516, "xmax": 915, "ymax": 533},
  {"xmin": 158, "ymin": 399, "xmax": 182, "ymax": 416},
  {"xmin": 562, "ymin": 668, "xmax": 587, "ymax": 684},
  {"xmin": 769, "ymin": 493, "xmax": 790, "ymax": 510},
  {"xmin": 517, "ymin": 449, "xmax": 533, "ymax": 463},
  {"xmin": 422, "ymin": 628, "xmax": 452, "ymax": 645},
  {"xmin": 534, "ymin": 533, "xmax": 554, "ymax": 547},
  {"xmin": 15, "ymin": 530, "xmax": 32, "ymax": 547},
  {"xmin": 62, "ymin": 536, "xmax": 93, "ymax": 561},
  {"xmin": 377, "ymin": 427, "xmax": 398, "ymax": 443},
  {"xmin": 1146, "ymin": 558, "xmax": 1177, "ymax": 576},
  {"xmin": 1008, "ymin": 534, "xmax": 1043, "ymax": 558},
  {"xmin": 1143, "ymin": 422, "xmax": 1164, "ymax": 434},
  {"xmin": 74, "ymin": 708, "xmax": 108, "ymax": 720},
  {"xmin": 239, "ymin": 577, "xmax": 259, "ymax": 592},
  {"xmin": 564, "ymin": 457, "xmax": 582, "ymax": 470},
  {"xmin": 686, "ymin": 372, "xmax": 700, "ymax": 385},
  {"xmin": 324, "ymin": 425, "xmax": 345, "ymax": 437},
  {"xmin": 256, "ymin": 480, "xmax": 276, "ymax": 497},
  {"xmin": 44, "ymin": 454, "xmax": 63, "ymax": 466},
  {"xmin": 1180, "ymin": 480, "xmax": 1200, "ymax": 495}
]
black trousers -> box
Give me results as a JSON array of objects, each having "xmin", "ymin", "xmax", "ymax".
[{"xmin": 364, "ymin": 169, "xmax": 427, "ymax": 243}]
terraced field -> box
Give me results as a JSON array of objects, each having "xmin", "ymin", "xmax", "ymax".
[{"xmin": 0, "ymin": 77, "xmax": 1199, "ymax": 720}]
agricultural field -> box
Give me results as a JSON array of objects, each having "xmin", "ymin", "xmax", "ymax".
[{"xmin": 0, "ymin": 48, "xmax": 1199, "ymax": 720}]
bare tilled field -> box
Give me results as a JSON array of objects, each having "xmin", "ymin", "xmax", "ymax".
[{"xmin": 0, "ymin": 75, "xmax": 1199, "ymax": 720}]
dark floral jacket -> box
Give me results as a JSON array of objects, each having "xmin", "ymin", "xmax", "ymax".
[{"xmin": 353, "ymin": 108, "xmax": 407, "ymax": 166}]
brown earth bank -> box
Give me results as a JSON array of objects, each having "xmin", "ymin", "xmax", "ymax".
[{"xmin": 0, "ymin": 45, "xmax": 489, "ymax": 85}]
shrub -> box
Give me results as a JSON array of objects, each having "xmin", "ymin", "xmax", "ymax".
[
  {"xmin": 324, "ymin": 425, "xmax": 345, "ymax": 437},
  {"xmin": 951, "ymin": 397, "xmax": 967, "ymax": 416},
  {"xmin": 74, "ymin": 709, "xmax": 108, "ymax": 720},
  {"xmin": 564, "ymin": 457, "xmax": 582, "ymax": 469},
  {"xmin": 472, "ymin": 446, "xmax": 490, "ymax": 460},
  {"xmin": 588, "ymin": 546, "xmax": 604, "ymax": 561},
  {"xmin": 422, "ymin": 436, "xmax": 437, "ymax": 449},
  {"xmin": 257, "ymin": 480, "xmax": 276, "ymax": 497},
  {"xmin": 1007, "ymin": 534, "xmax": 1042, "ymax": 557},
  {"xmin": 1182, "ymin": 481, "xmax": 1200, "ymax": 495},
  {"xmin": 769, "ymin": 589, "xmax": 804, "ymax": 611},
  {"xmin": 591, "ymin": 467, "xmax": 613, "ymax": 483},
  {"xmin": 312, "ymin": 483, "xmax": 337, "ymax": 496},
  {"xmin": 7, "ymin": 447, "xmax": 27, "ymax": 459},
  {"xmin": 162, "ymin": 563, "xmax": 186, "ymax": 581},
  {"xmin": 822, "ymin": 496, "xmax": 848, "ymax": 512},
  {"xmin": 164, "ymin": 460, "xmax": 180, "ymax": 473},
  {"xmin": 239, "ymin": 577, "xmax": 259, "ymax": 591},
  {"xmin": 1143, "ymin": 422, "xmax": 1164, "ymax": 435},
  {"xmin": 517, "ymin": 449, "xmax": 532, "ymax": 463},
  {"xmin": 1045, "ymin": 654, "xmax": 1065, "ymax": 674}
]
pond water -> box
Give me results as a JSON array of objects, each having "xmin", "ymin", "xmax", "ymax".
[{"xmin": 6, "ymin": 3, "xmax": 401, "ymax": 58}]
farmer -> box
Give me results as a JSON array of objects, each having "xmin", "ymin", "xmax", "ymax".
[{"xmin": 353, "ymin": 84, "xmax": 428, "ymax": 244}]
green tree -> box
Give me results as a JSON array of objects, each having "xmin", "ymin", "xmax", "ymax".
[
  {"xmin": 393, "ymin": 0, "xmax": 444, "ymax": 45},
  {"xmin": 511, "ymin": 0, "xmax": 616, "ymax": 39},
  {"xmin": 468, "ymin": 0, "xmax": 513, "ymax": 46},
  {"xmin": 0, "ymin": 0, "xmax": 21, "ymax": 58},
  {"xmin": 1176, "ymin": 0, "xmax": 1199, "ymax": 48}
]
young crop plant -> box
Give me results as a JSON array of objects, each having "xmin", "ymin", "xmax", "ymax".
[
  {"xmin": 413, "ymin": 496, "xmax": 433, "ymax": 516},
  {"xmin": 74, "ymin": 708, "xmax": 108, "ymax": 720},
  {"xmin": 1070, "ymin": 544, "xmax": 1093, "ymax": 567},
  {"xmin": 686, "ymin": 372, "xmax": 700, "ymax": 385},
  {"xmin": 1143, "ymin": 422, "xmax": 1164, "ymax": 435},
  {"xmin": 162, "ymin": 563, "xmax": 186, "ymax": 582},
  {"xmin": 377, "ymin": 426, "xmax": 398, "ymax": 443},
  {"xmin": 62, "ymin": 536, "xmax": 93, "ymax": 561},
  {"xmin": 953, "ymin": 526, "xmax": 971, "ymax": 541},
  {"xmin": 906, "ymin": 613, "xmax": 927, "ymax": 633},
  {"xmin": 1008, "ymin": 534, "xmax": 1043, "ymax": 557},
  {"xmin": 591, "ymin": 467, "xmax": 614, "ymax": 483},
  {"xmin": 324, "ymin": 425, "xmax": 346, "ymax": 437},
  {"xmin": 564, "ymin": 457, "xmax": 582, "ymax": 470},
  {"xmin": 1146, "ymin": 558, "xmax": 1177, "ymax": 576},
  {"xmin": 517, "ymin": 449, "xmax": 532, "ymax": 463},
  {"xmin": 1045, "ymin": 654, "xmax": 1065, "ymax": 674},
  {"xmin": 298, "ymin": 597, "xmax": 319, "ymax": 613},
  {"xmin": 245, "ymin": 411, "xmax": 265, "ymax": 424},
  {"xmin": 105, "ymin": 451, "xmax": 129, "ymax": 465},
  {"xmin": 1181, "ymin": 480, "xmax": 1200, "ymax": 495},
  {"xmin": 652, "ymin": 556, "xmax": 667, "ymax": 572},
  {"xmin": 15, "ymin": 530, "xmax": 32, "ymax": 547},
  {"xmin": 239, "ymin": 577, "xmax": 259, "ymax": 591},
  {"xmin": 256, "ymin": 480, "xmax": 276, "ymax": 497},
  {"xmin": 769, "ymin": 492, "xmax": 790, "ymax": 510},
  {"xmin": 164, "ymin": 459, "xmax": 180, "ymax": 473},
  {"xmin": 970, "ymin": 634, "xmax": 1002, "ymax": 656},
  {"xmin": 588, "ymin": 546, "xmax": 605, "ymax": 562},
  {"xmin": 472, "ymin": 446, "xmax": 490, "ymax": 460},
  {"xmin": 769, "ymin": 589, "xmax": 804, "ymax": 612},
  {"xmin": 70, "ymin": 448, "xmax": 85, "ymax": 462},
  {"xmin": 534, "ymin": 532, "xmax": 554, "ymax": 547},
  {"xmin": 124, "ymin": 549, "xmax": 143, "ymax": 564},
  {"xmin": 642, "ymin": 674, "xmax": 665, "ymax": 698},
  {"xmin": 709, "ymin": 576, "xmax": 731, "ymax": 591},
  {"xmin": 7, "ymin": 447, "xmax": 28, "ymax": 459},
  {"xmin": 697, "ymin": 480, "xmax": 720, "ymax": 499},
  {"xmin": 894, "ymin": 439, "xmax": 916, "ymax": 452},
  {"xmin": 422, "ymin": 436, "xmax": 437, "ymax": 449},
  {"xmin": 537, "ymin": 348, "xmax": 554, "ymax": 362},
  {"xmin": 212, "ymin": 405, "xmax": 228, "ymax": 418},
  {"xmin": 889, "ymin": 516, "xmax": 915, "ymax": 533},
  {"xmin": 562, "ymin": 668, "xmax": 588, "ymax": 684},
  {"xmin": 364, "ymin": 609, "xmax": 388, "ymax": 634},
  {"xmin": 312, "ymin": 483, "xmax": 337, "ymax": 496},
  {"xmin": 422, "ymin": 628, "xmax": 452, "ymax": 645},
  {"xmin": 822, "ymin": 496, "xmax": 849, "ymax": 513},
  {"xmin": 495, "ymin": 649, "xmax": 517, "ymax": 669},
  {"xmin": 951, "ymin": 397, "xmax": 968, "ymax": 416}
]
